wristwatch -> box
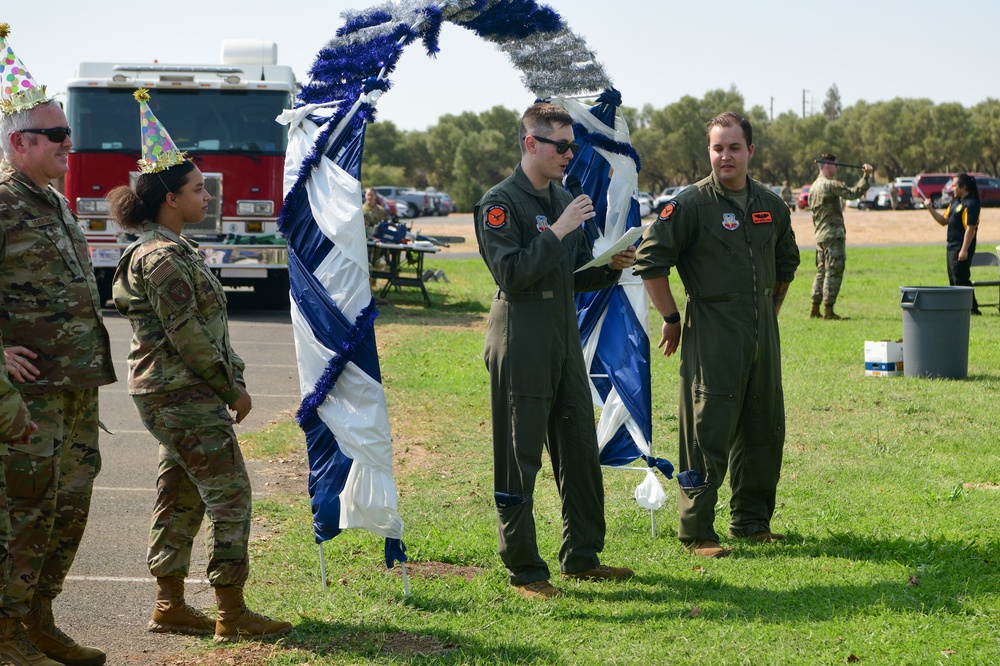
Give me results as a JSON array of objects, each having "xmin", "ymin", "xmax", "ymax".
[{"xmin": 662, "ymin": 312, "xmax": 681, "ymax": 324}]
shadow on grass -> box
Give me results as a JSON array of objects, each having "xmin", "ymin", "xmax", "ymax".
[
  {"xmin": 543, "ymin": 532, "xmax": 996, "ymax": 624},
  {"xmin": 379, "ymin": 292, "xmax": 488, "ymax": 317},
  {"xmin": 555, "ymin": 568, "xmax": 980, "ymax": 625},
  {"xmin": 286, "ymin": 617, "xmax": 555, "ymax": 663}
]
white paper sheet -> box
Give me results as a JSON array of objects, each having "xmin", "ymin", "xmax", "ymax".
[{"xmin": 574, "ymin": 223, "xmax": 649, "ymax": 272}]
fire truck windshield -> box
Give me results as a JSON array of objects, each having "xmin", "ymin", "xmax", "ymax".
[{"xmin": 66, "ymin": 87, "xmax": 291, "ymax": 154}]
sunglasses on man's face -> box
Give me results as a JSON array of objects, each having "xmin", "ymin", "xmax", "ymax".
[
  {"xmin": 20, "ymin": 127, "xmax": 72, "ymax": 143},
  {"xmin": 531, "ymin": 135, "xmax": 579, "ymax": 155}
]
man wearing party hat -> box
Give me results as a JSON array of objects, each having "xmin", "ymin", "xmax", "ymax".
[
  {"xmin": 111, "ymin": 89, "xmax": 291, "ymax": 642},
  {"xmin": 0, "ymin": 23, "xmax": 115, "ymax": 666}
]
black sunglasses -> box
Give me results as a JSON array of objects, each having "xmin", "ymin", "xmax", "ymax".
[
  {"xmin": 531, "ymin": 135, "xmax": 579, "ymax": 155},
  {"xmin": 20, "ymin": 127, "xmax": 72, "ymax": 143}
]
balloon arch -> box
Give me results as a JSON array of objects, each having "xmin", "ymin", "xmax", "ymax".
[{"xmin": 276, "ymin": 0, "xmax": 672, "ymax": 584}]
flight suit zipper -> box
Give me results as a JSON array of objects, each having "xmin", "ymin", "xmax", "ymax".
[{"xmin": 740, "ymin": 194, "xmax": 760, "ymax": 363}]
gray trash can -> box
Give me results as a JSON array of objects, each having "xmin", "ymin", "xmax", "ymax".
[{"xmin": 899, "ymin": 286, "xmax": 974, "ymax": 379}]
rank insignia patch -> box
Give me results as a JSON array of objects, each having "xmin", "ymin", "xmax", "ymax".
[
  {"xmin": 751, "ymin": 212, "xmax": 773, "ymax": 224},
  {"xmin": 722, "ymin": 213, "xmax": 739, "ymax": 231},
  {"xmin": 485, "ymin": 205, "xmax": 507, "ymax": 229}
]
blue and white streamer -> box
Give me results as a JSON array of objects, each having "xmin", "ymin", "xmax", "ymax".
[
  {"xmin": 279, "ymin": 0, "xmax": 666, "ymax": 571},
  {"xmin": 554, "ymin": 93, "xmax": 673, "ymax": 507}
]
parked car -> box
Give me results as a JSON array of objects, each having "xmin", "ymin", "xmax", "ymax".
[
  {"xmin": 374, "ymin": 193, "xmax": 398, "ymax": 219},
  {"xmin": 654, "ymin": 185, "xmax": 688, "ymax": 215},
  {"xmin": 847, "ymin": 184, "xmax": 888, "ymax": 210},
  {"xmin": 425, "ymin": 189, "xmax": 455, "ymax": 216},
  {"xmin": 637, "ymin": 191, "xmax": 654, "ymax": 217},
  {"xmin": 437, "ymin": 193, "xmax": 456, "ymax": 215},
  {"xmin": 913, "ymin": 173, "xmax": 960, "ymax": 209},
  {"xmin": 941, "ymin": 175, "xmax": 1000, "ymax": 207},
  {"xmin": 878, "ymin": 184, "xmax": 922, "ymax": 210},
  {"xmin": 797, "ymin": 184, "xmax": 810, "ymax": 210},
  {"xmin": 769, "ymin": 185, "xmax": 796, "ymax": 211},
  {"xmin": 373, "ymin": 186, "xmax": 434, "ymax": 218}
]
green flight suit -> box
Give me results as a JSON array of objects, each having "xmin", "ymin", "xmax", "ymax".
[
  {"xmin": 113, "ymin": 224, "xmax": 251, "ymax": 587},
  {"xmin": 475, "ymin": 165, "xmax": 621, "ymax": 585},
  {"xmin": 808, "ymin": 172, "xmax": 871, "ymax": 305},
  {"xmin": 634, "ymin": 174, "xmax": 799, "ymax": 545}
]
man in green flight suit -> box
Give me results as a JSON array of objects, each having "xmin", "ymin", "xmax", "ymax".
[
  {"xmin": 807, "ymin": 153, "xmax": 874, "ymax": 320},
  {"xmin": 634, "ymin": 112, "xmax": 800, "ymax": 558},
  {"xmin": 475, "ymin": 102, "xmax": 635, "ymax": 600}
]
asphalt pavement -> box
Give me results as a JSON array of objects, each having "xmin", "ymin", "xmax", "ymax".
[{"xmin": 54, "ymin": 291, "xmax": 301, "ymax": 664}]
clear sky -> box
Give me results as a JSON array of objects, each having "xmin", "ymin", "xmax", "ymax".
[{"xmin": 5, "ymin": 0, "xmax": 997, "ymax": 131}]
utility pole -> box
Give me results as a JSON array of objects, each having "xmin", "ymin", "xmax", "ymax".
[{"xmin": 802, "ymin": 89, "xmax": 809, "ymax": 118}]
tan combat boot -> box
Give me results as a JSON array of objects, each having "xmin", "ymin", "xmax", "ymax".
[
  {"xmin": 22, "ymin": 596, "xmax": 105, "ymax": 666},
  {"xmin": 0, "ymin": 618, "xmax": 63, "ymax": 666},
  {"xmin": 148, "ymin": 577, "xmax": 215, "ymax": 636},
  {"xmin": 823, "ymin": 303, "xmax": 848, "ymax": 321},
  {"xmin": 214, "ymin": 586, "xmax": 292, "ymax": 643},
  {"xmin": 809, "ymin": 302, "xmax": 822, "ymax": 318}
]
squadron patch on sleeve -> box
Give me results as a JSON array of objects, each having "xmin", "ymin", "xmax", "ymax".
[
  {"xmin": 658, "ymin": 200, "xmax": 678, "ymax": 222},
  {"xmin": 751, "ymin": 211, "xmax": 773, "ymax": 224},
  {"xmin": 165, "ymin": 277, "xmax": 193, "ymax": 305},
  {"xmin": 485, "ymin": 205, "xmax": 508, "ymax": 229}
]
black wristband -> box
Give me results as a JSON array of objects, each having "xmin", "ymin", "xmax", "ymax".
[{"xmin": 662, "ymin": 312, "xmax": 681, "ymax": 324}]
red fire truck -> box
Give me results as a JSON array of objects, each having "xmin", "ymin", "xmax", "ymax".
[{"xmin": 64, "ymin": 41, "xmax": 296, "ymax": 304}]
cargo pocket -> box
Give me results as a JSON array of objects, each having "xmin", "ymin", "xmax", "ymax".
[
  {"xmin": 6, "ymin": 452, "xmax": 56, "ymax": 499},
  {"xmin": 160, "ymin": 402, "xmax": 239, "ymax": 481}
]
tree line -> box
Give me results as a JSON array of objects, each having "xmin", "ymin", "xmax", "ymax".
[{"xmin": 361, "ymin": 86, "xmax": 1000, "ymax": 212}]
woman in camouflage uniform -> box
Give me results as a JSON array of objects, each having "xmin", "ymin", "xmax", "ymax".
[{"xmin": 108, "ymin": 157, "xmax": 291, "ymax": 642}]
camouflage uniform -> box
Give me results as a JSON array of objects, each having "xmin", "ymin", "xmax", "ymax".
[
  {"xmin": 808, "ymin": 171, "xmax": 871, "ymax": 306},
  {"xmin": 779, "ymin": 183, "xmax": 793, "ymax": 208},
  {"xmin": 0, "ymin": 161, "xmax": 116, "ymax": 618},
  {"xmin": 362, "ymin": 201, "xmax": 386, "ymax": 238},
  {"xmin": 1, "ymin": 333, "xmax": 31, "ymax": 606},
  {"xmin": 0, "ymin": 333, "xmax": 31, "ymax": 445},
  {"xmin": 113, "ymin": 223, "xmax": 251, "ymax": 587}
]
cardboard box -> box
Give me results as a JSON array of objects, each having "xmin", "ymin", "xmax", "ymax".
[{"xmin": 864, "ymin": 341, "xmax": 904, "ymax": 376}]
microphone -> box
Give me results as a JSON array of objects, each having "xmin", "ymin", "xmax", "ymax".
[
  {"xmin": 565, "ymin": 174, "xmax": 598, "ymax": 242},
  {"xmin": 565, "ymin": 175, "xmax": 584, "ymax": 198}
]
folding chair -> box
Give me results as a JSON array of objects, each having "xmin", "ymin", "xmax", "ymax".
[{"xmin": 969, "ymin": 247, "xmax": 1000, "ymax": 313}]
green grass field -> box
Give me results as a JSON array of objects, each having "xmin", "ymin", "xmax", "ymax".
[{"xmin": 230, "ymin": 244, "xmax": 1000, "ymax": 665}]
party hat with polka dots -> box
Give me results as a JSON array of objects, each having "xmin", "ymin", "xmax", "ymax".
[
  {"xmin": 0, "ymin": 23, "xmax": 49, "ymax": 115},
  {"xmin": 134, "ymin": 88, "xmax": 187, "ymax": 173}
]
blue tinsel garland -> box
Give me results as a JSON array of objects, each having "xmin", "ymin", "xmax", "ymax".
[
  {"xmin": 418, "ymin": 6, "xmax": 444, "ymax": 56},
  {"xmin": 573, "ymin": 121, "xmax": 642, "ymax": 174},
  {"xmin": 296, "ymin": 298, "xmax": 381, "ymax": 425},
  {"xmin": 454, "ymin": 0, "xmax": 563, "ymax": 40},
  {"xmin": 337, "ymin": 9, "xmax": 392, "ymax": 37}
]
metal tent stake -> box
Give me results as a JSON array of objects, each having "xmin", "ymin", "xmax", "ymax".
[{"xmin": 319, "ymin": 543, "xmax": 327, "ymax": 592}]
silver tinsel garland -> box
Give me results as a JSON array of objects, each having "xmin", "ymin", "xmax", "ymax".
[{"xmin": 327, "ymin": 0, "xmax": 611, "ymax": 98}]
